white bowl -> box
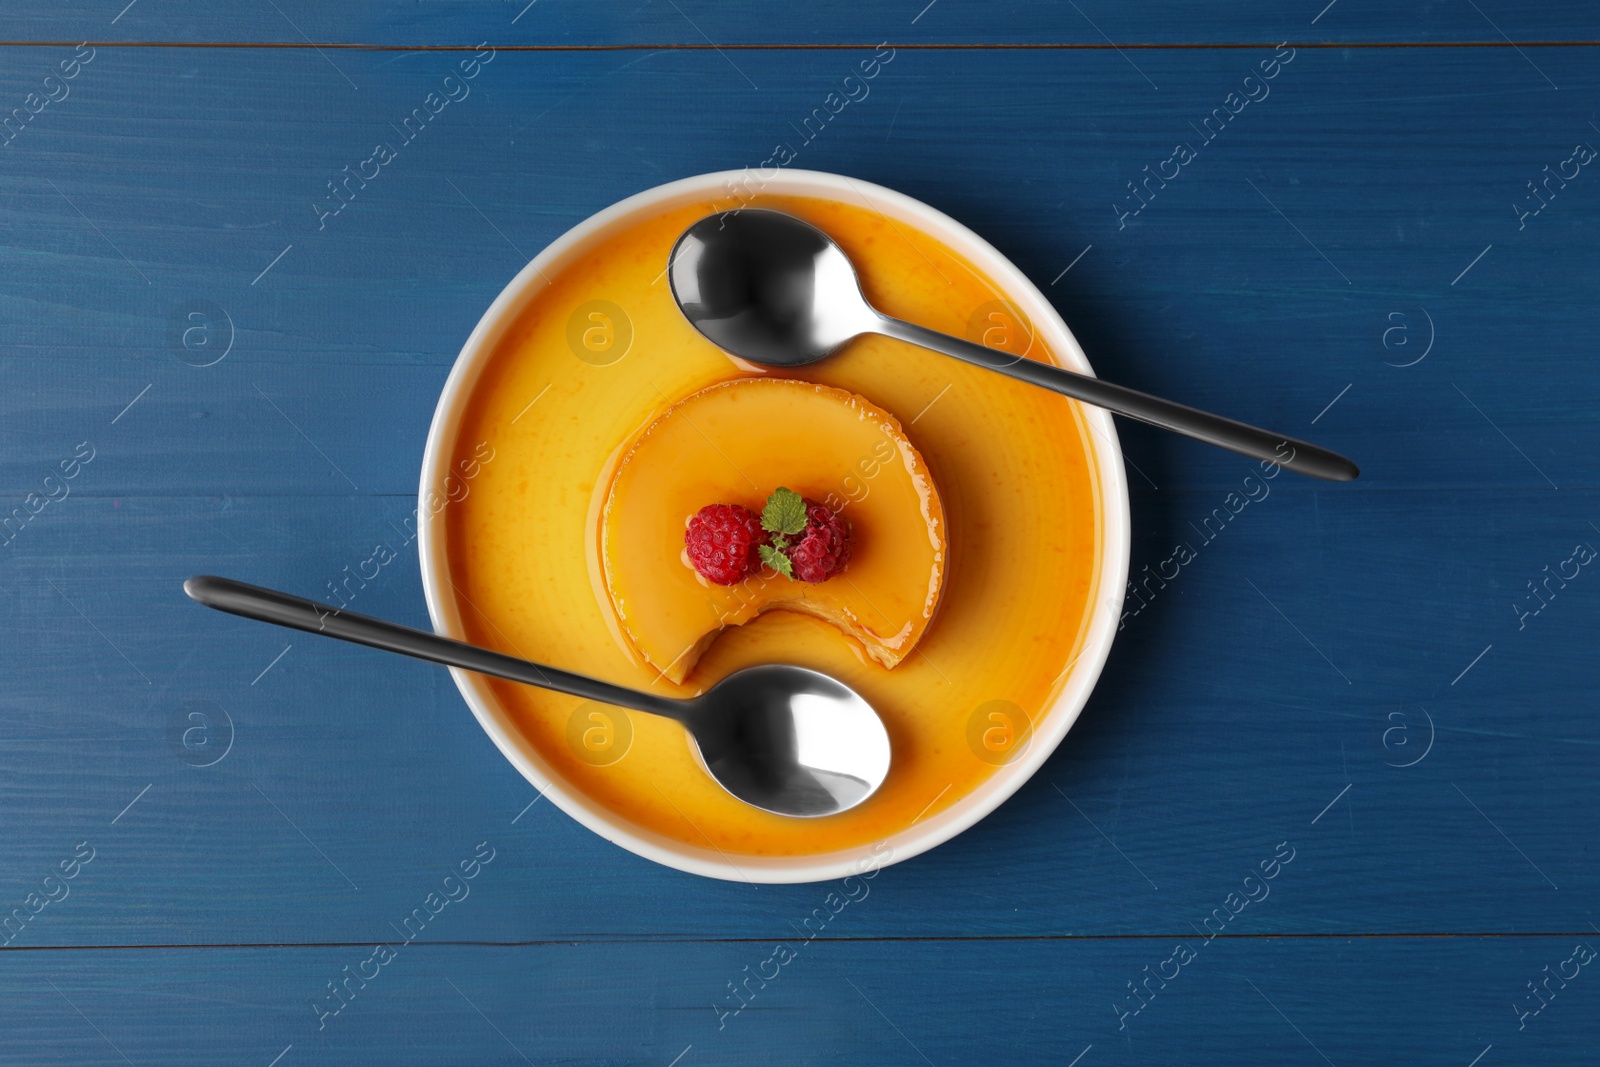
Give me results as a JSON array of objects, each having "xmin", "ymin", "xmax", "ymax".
[{"xmin": 418, "ymin": 169, "xmax": 1131, "ymax": 883}]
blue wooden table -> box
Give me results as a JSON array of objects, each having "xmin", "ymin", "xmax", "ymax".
[{"xmin": 3, "ymin": 3, "xmax": 1598, "ymax": 1063}]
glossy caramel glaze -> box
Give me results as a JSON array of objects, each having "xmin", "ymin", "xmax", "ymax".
[{"xmin": 443, "ymin": 193, "xmax": 1101, "ymax": 857}]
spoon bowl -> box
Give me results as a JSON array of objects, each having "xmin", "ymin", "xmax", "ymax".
[
  {"xmin": 670, "ymin": 209, "xmax": 876, "ymax": 366},
  {"xmin": 182, "ymin": 576, "xmax": 889, "ymax": 819},
  {"xmin": 692, "ymin": 663, "xmax": 890, "ymax": 817}
]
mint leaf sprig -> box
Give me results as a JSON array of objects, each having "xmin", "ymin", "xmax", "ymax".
[
  {"xmin": 757, "ymin": 542, "xmax": 794, "ymax": 579},
  {"xmin": 759, "ymin": 487, "xmax": 807, "ymax": 581}
]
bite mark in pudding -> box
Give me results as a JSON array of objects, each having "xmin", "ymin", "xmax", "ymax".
[{"xmin": 600, "ymin": 377, "xmax": 945, "ymax": 684}]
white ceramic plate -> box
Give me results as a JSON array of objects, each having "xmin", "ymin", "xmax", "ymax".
[{"xmin": 418, "ymin": 169, "xmax": 1130, "ymax": 883}]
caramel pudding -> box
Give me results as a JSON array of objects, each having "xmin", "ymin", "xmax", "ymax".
[
  {"xmin": 440, "ymin": 192, "xmax": 1102, "ymax": 858},
  {"xmin": 602, "ymin": 377, "xmax": 945, "ymax": 684}
]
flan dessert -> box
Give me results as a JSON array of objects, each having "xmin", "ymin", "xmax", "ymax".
[
  {"xmin": 440, "ymin": 192, "xmax": 1102, "ymax": 858},
  {"xmin": 601, "ymin": 377, "xmax": 945, "ymax": 684}
]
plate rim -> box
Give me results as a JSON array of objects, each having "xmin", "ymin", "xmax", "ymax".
[{"xmin": 417, "ymin": 168, "xmax": 1131, "ymax": 883}]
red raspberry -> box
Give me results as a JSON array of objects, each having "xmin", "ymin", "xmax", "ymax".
[
  {"xmin": 787, "ymin": 499, "xmax": 852, "ymax": 583},
  {"xmin": 684, "ymin": 504, "xmax": 768, "ymax": 585}
]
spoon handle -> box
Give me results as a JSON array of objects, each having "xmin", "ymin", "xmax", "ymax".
[
  {"xmin": 182, "ymin": 576, "xmax": 684, "ymax": 719},
  {"xmin": 876, "ymin": 317, "xmax": 1359, "ymax": 482}
]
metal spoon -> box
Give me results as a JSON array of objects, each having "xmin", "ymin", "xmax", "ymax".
[
  {"xmin": 668, "ymin": 209, "xmax": 1359, "ymax": 482},
  {"xmin": 183, "ymin": 576, "xmax": 890, "ymax": 818}
]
